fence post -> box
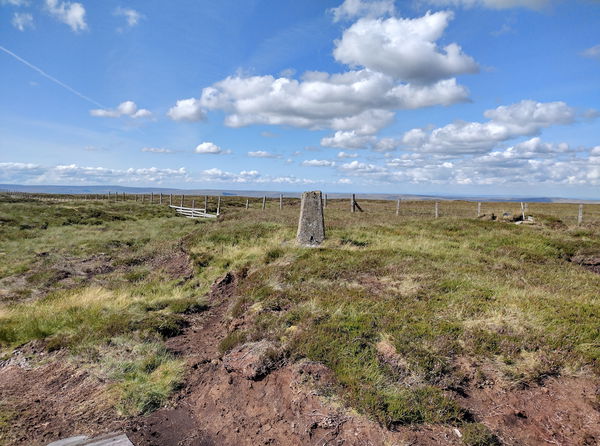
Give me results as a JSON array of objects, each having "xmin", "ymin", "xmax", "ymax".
[
  {"xmin": 435, "ymin": 201, "xmax": 439, "ymax": 218},
  {"xmin": 578, "ymin": 204, "xmax": 583, "ymax": 225},
  {"xmin": 245, "ymin": 199, "xmax": 249, "ymax": 210},
  {"xmin": 180, "ymin": 195, "xmax": 184, "ymax": 207},
  {"xmin": 477, "ymin": 202, "xmax": 481, "ymax": 217},
  {"xmin": 520, "ymin": 202, "xmax": 525, "ymax": 221},
  {"xmin": 192, "ymin": 199, "xmax": 195, "ymax": 210},
  {"xmin": 396, "ymin": 199, "xmax": 400, "ymax": 216},
  {"xmin": 122, "ymin": 192, "xmax": 125, "ymax": 201},
  {"xmin": 204, "ymin": 196, "xmax": 208, "ymax": 211},
  {"xmin": 159, "ymin": 193, "xmax": 163, "ymax": 205},
  {"xmin": 217, "ymin": 196, "xmax": 221, "ymax": 216},
  {"xmin": 151, "ymin": 192, "xmax": 154, "ymax": 204},
  {"xmin": 351, "ymin": 194, "xmax": 355, "ymax": 213},
  {"xmin": 169, "ymin": 194, "xmax": 172, "ymax": 206},
  {"xmin": 262, "ymin": 196, "xmax": 266, "ymax": 210},
  {"xmin": 280, "ymin": 194, "xmax": 283, "ymax": 210}
]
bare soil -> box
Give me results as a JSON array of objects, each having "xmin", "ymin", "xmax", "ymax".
[{"xmin": 1, "ymin": 270, "xmax": 599, "ymax": 446}]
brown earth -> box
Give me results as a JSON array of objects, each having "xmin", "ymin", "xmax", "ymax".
[
  {"xmin": 1, "ymin": 270, "xmax": 599, "ymax": 446},
  {"xmin": 0, "ymin": 343, "xmax": 124, "ymax": 445},
  {"xmin": 571, "ymin": 254, "xmax": 600, "ymax": 275},
  {"xmin": 0, "ymin": 243, "xmax": 193, "ymax": 304}
]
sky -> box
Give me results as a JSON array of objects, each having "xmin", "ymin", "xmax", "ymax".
[{"xmin": 0, "ymin": 0, "xmax": 599, "ymax": 198}]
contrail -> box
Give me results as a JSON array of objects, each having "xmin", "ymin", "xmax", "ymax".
[{"xmin": 0, "ymin": 44, "xmax": 105, "ymax": 109}]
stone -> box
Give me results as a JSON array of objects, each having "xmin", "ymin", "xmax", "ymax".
[
  {"xmin": 222, "ymin": 340, "xmax": 280, "ymax": 380},
  {"xmin": 296, "ymin": 190, "xmax": 325, "ymax": 246}
]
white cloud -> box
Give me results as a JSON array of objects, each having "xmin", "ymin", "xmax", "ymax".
[
  {"xmin": 374, "ymin": 137, "xmax": 400, "ymax": 152},
  {"xmin": 330, "ymin": 0, "xmax": 395, "ymax": 22},
  {"xmin": 581, "ymin": 44, "xmax": 600, "ymax": 60},
  {"xmin": 11, "ymin": 12, "xmax": 33, "ymax": 31},
  {"xmin": 90, "ymin": 101, "xmax": 152, "ymax": 119},
  {"xmin": 329, "ymin": 137, "xmax": 600, "ymax": 186},
  {"xmin": 333, "ymin": 11, "xmax": 479, "ymax": 84},
  {"xmin": 1, "ymin": 0, "xmax": 30, "ymax": 6},
  {"xmin": 179, "ymin": 8, "xmax": 474, "ymax": 145},
  {"xmin": 45, "ymin": 0, "xmax": 87, "ymax": 32},
  {"xmin": 339, "ymin": 160, "xmax": 386, "ymax": 174},
  {"xmin": 0, "ymin": 162, "xmax": 188, "ymax": 184},
  {"xmin": 402, "ymin": 100, "xmax": 577, "ymax": 155},
  {"xmin": 321, "ymin": 131, "xmax": 376, "ymax": 149},
  {"xmin": 141, "ymin": 147, "xmax": 173, "ymax": 153},
  {"xmin": 421, "ymin": 0, "xmax": 551, "ymax": 9},
  {"xmin": 247, "ymin": 150, "xmax": 281, "ymax": 158},
  {"xmin": 199, "ymin": 72, "xmax": 469, "ymax": 132},
  {"xmin": 302, "ymin": 159, "xmax": 336, "ymax": 167},
  {"xmin": 167, "ymin": 98, "xmax": 205, "ymax": 122},
  {"xmin": 337, "ymin": 151, "xmax": 359, "ymax": 159},
  {"xmin": 114, "ymin": 7, "xmax": 142, "ymax": 27},
  {"xmin": 195, "ymin": 142, "xmax": 226, "ymax": 154},
  {"xmin": 338, "ymin": 178, "xmax": 352, "ymax": 184}
]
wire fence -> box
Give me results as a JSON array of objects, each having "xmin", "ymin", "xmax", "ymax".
[{"xmin": 2, "ymin": 191, "xmax": 599, "ymax": 226}]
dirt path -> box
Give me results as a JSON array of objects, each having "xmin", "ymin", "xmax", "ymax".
[{"xmin": 125, "ymin": 272, "xmax": 462, "ymax": 446}]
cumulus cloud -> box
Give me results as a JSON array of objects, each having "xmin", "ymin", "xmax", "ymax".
[
  {"xmin": 247, "ymin": 150, "xmax": 282, "ymax": 158},
  {"xmin": 321, "ymin": 131, "xmax": 376, "ymax": 149},
  {"xmin": 0, "ymin": 162, "xmax": 188, "ymax": 184},
  {"xmin": 302, "ymin": 159, "xmax": 336, "ymax": 167},
  {"xmin": 581, "ymin": 44, "xmax": 600, "ymax": 60},
  {"xmin": 333, "ymin": 11, "xmax": 479, "ymax": 84},
  {"xmin": 11, "ymin": 12, "xmax": 33, "ymax": 31},
  {"xmin": 114, "ymin": 7, "xmax": 142, "ymax": 27},
  {"xmin": 402, "ymin": 100, "xmax": 578, "ymax": 155},
  {"xmin": 337, "ymin": 151, "xmax": 359, "ymax": 158},
  {"xmin": 199, "ymin": 72, "xmax": 468, "ymax": 132},
  {"xmin": 330, "ymin": 0, "xmax": 395, "ymax": 22},
  {"xmin": 141, "ymin": 147, "xmax": 173, "ymax": 153},
  {"xmin": 45, "ymin": 0, "xmax": 87, "ymax": 32},
  {"xmin": 331, "ymin": 146, "xmax": 600, "ymax": 186},
  {"xmin": 0, "ymin": 162, "xmax": 327, "ymax": 186},
  {"xmin": 339, "ymin": 160, "xmax": 386, "ymax": 174},
  {"xmin": 421, "ymin": 0, "xmax": 551, "ymax": 9},
  {"xmin": 90, "ymin": 101, "xmax": 152, "ymax": 119},
  {"xmin": 172, "ymin": 7, "xmax": 476, "ymax": 148},
  {"xmin": 195, "ymin": 142, "xmax": 228, "ymax": 154},
  {"xmin": 167, "ymin": 98, "xmax": 205, "ymax": 122},
  {"xmin": 331, "ymin": 136, "xmax": 600, "ymax": 186}
]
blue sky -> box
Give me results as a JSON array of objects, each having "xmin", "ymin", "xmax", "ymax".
[{"xmin": 1, "ymin": 0, "xmax": 599, "ymax": 198}]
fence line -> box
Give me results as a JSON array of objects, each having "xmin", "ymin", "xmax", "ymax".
[{"xmin": 2, "ymin": 191, "xmax": 599, "ymax": 224}]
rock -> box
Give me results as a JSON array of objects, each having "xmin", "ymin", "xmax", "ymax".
[
  {"xmin": 222, "ymin": 340, "xmax": 280, "ymax": 380},
  {"xmin": 296, "ymin": 191, "xmax": 325, "ymax": 246}
]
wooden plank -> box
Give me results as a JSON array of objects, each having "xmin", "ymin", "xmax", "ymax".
[{"xmin": 47, "ymin": 432, "xmax": 134, "ymax": 446}]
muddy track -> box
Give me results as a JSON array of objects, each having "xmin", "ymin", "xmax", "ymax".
[{"xmin": 125, "ymin": 271, "xmax": 464, "ymax": 446}]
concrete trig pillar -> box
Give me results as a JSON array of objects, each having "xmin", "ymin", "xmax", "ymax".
[{"xmin": 297, "ymin": 191, "xmax": 325, "ymax": 246}]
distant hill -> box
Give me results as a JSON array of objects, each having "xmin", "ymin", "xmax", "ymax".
[{"xmin": 0, "ymin": 184, "xmax": 598, "ymax": 203}]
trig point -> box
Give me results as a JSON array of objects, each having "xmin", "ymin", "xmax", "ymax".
[{"xmin": 297, "ymin": 190, "xmax": 325, "ymax": 246}]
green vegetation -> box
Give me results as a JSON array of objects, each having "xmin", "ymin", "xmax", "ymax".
[{"xmin": 1, "ymin": 194, "xmax": 599, "ymax": 433}]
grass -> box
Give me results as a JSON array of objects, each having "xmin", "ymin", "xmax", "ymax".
[{"xmin": 1, "ymin": 194, "xmax": 599, "ymax": 435}]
